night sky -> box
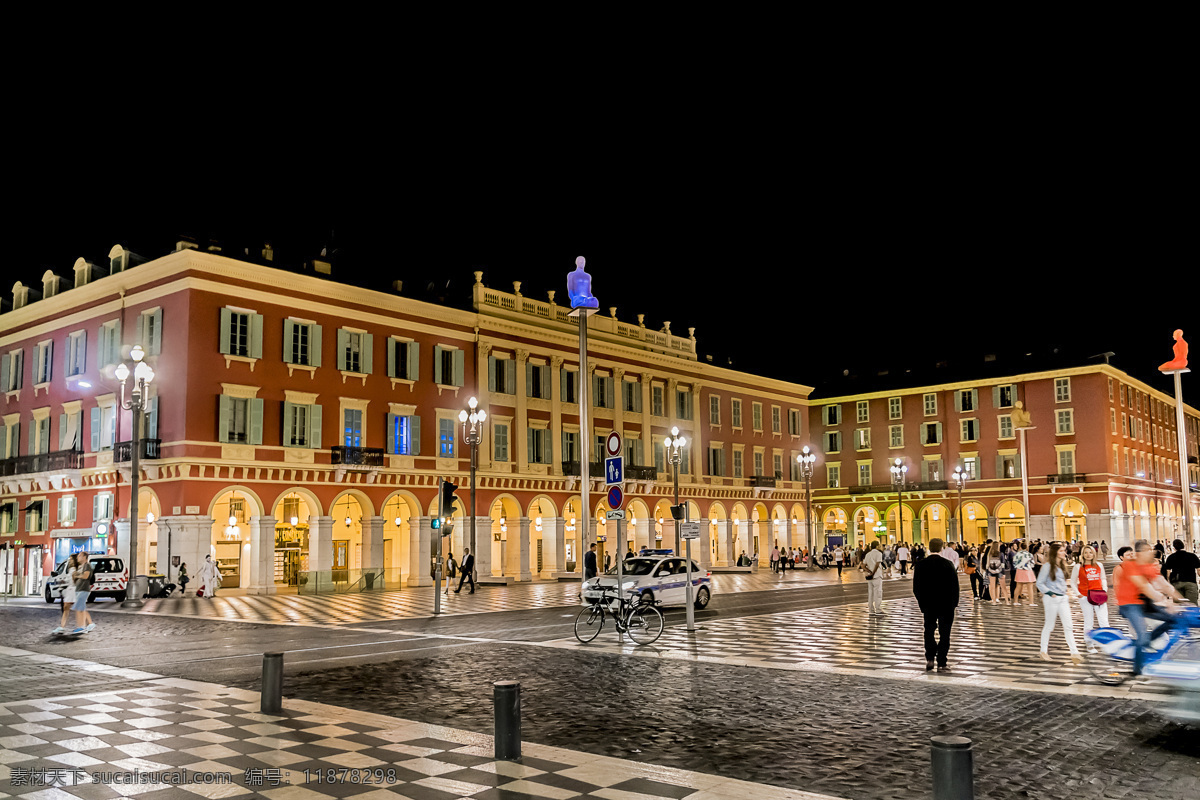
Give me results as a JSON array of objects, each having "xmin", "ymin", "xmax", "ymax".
[{"xmin": 6, "ymin": 133, "xmax": 1193, "ymax": 402}]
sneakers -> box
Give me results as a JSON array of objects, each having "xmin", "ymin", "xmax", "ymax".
[
  {"xmin": 926, "ymin": 660, "xmax": 935, "ymax": 671},
  {"xmin": 1070, "ymin": 654, "xmax": 1084, "ymax": 665},
  {"xmin": 1038, "ymin": 651, "xmax": 1053, "ymax": 661},
  {"xmin": 50, "ymin": 626, "xmax": 64, "ymax": 634},
  {"xmin": 72, "ymin": 628, "xmax": 86, "ymax": 635},
  {"xmin": 85, "ymin": 623, "xmax": 95, "ymax": 632}
]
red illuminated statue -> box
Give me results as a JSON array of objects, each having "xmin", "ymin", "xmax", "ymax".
[{"xmin": 1159, "ymin": 329, "xmax": 1188, "ymax": 372}]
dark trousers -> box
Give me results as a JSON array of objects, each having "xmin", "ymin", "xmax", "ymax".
[
  {"xmin": 969, "ymin": 572, "xmax": 984, "ymax": 598},
  {"xmin": 900, "ymin": 560, "xmax": 908, "ymax": 575},
  {"xmin": 923, "ymin": 610, "xmax": 954, "ymax": 665},
  {"xmin": 456, "ymin": 571, "xmax": 475, "ymax": 593}
]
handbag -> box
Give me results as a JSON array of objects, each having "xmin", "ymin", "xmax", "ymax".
[
  {"xmin": 965, "ymin": 566, "xmax": 976, "ymax": 574},
  {"xmin": 1087, "ymin": 588, "xmax": 1108, "ymax": 606}
]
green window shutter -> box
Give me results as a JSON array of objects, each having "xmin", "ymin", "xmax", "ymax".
[
  {"xmin": 0, "ymin": 424, "xmax": 7, "ymax": 457},
  {"xmin": 592, "ymin": 374, "xmax": 600, "ymax": 406},
  {"xmin": 453, "ymin": 350, "xmax": 464, "ymax": 387},
  {"xmin": 541, "ymin": 366, "xmax": 551, "ymax": 399},
  {"xmin": 407, "ymin": 342, "xmax": 419, "ymax": 382},
  {"xmin": 249, "ymin": 313, "xmax": 264, "ymax": 359},
  {"xmin": 488, "ymin": 356, "xmax": 497, "ymax": 392},
  {"xmin": 336, "ymin": 329, "xmax": 348, "ymax": 370},
  {"xmin": 282, "ymin": 401, "xmax": 294, "ymax": 445},
  {"xmin": 146, "ymin": 397, "xmax": 159, "ymax": 439},
  {"xmin": 954, "ymin": 392, "xmax": 962, "ymax": 413},
  {"xmin": 525, "ymin": 363, "xmax": 534, "ymax": 397},
  {"xmin": 33, "ymin": 346, "xmax": 43, "ymax": 385},
  {"xmin": 45, "ymin": 342, "xmax": 52, "ymax": 382},
  {"xmin": 935, "ymin": 422, "xmax": 942, "ymax": 443},
  {"xmin": 1015, "ymin": 457, "xmax": 1022, "ymax": 479},
  {"xmin": 992, "ymin": 386, "xmax": 1001, "ymax": 409},
  {"xmin": 219, "ymin": 309, "xmax": 233, "ymax": 355},
  {"xmin": 361, "ymin": 333, "xmax": 374, "ymax": 374},
  {"xmin": 310, "ymin": 324, "xmax": 322, "ymax": 368},
  {"xmin": 388, "ymin": 339, "xmax": 398, "ymax": 378},
  {"xmin": 1, "ymin": 354, "xmax": 9, "ymax": 389},
  {"xmin": 90, "ymin": 409, "xmax": 100, "ymax": 452},
  {"xmin": 218, "ymin": 396, "xmax": 232, "ymax": 443},
  {"xmin": 308, "ymin": 404, "xmax": 322, "ymax": 449},
  {"xmin": 282, "ymin": 320, "xmax": 295, "ymax": 363},
  {"xmin": 386, "ymin": 413, "xmax": 396, "ymax": 454},
  {"xmin": 971, "ymin": 389, "xmax": 979, "ymax": 411},
  {"xmin": 409, "ymin": 415, "xmax": 421, "ymax": 455},
  {"xmin": 544, "ymin": 429, "xmax": 553, "ymax": 464},
  {"xmin": 150, "ymin": 308, "xmax": 163, "ymax": 354},
  {"xmin": 561, "ymin": 369, "xmax": 569, "ymax": 400},
  {"xmin": 527, "ymin": 428, "xmax": 535, "ymax": 462},
  {"xmin": 995, "ymin": 455, "xmax": 1004, "ymax": 479},
  {"xmin": 249, "ymin": 398, "xmax": 264, "ymax": 445},
  {"xmin": 504, "ymin": 360, "xmax": 515, "ymax": 393},
  {"xmin": 433, "ymin": 346, "xmax": 443, "ymax": 384},
  {"xmin": 93, "ymin": 495, "xmax": 100, "ymax": 523}
]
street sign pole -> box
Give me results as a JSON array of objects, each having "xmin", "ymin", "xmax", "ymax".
[{"xmin": 606, "ymin": 432, "xmax": 625, "ymax": 622}]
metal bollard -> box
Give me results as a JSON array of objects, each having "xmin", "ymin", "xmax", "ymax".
[
  {"xmin": 493, "ymin": 680, "xmax": 521, "ymax": 762},
  {"xmin": 931, "ymin": 735, "xmax": 974, "ymax": 800},
  {"xmin": 261, "ymin": 653, "xmax": 284, "ymax": 715}
]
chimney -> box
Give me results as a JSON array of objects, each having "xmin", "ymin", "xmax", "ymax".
[
  {"xmin": 392, "ymin": 280, "xmax": 403, "ymax": 294},
  {"xmin": 262, "ymin": 243, "xmax": 274, "ymax": 262}
]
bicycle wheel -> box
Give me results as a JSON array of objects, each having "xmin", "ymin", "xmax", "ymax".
[
  {"xmin": 1085, "ymin": 637, "xmax": 1138, "ymax": 686},
  {"xmin": 624, "ymin": 605, "xmax": 664, "ymax": 645},
  {"xmin": 574, "ymin": 605, "xmax": 604, "ymax": 643}
]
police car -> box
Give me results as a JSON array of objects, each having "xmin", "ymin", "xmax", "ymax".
[
  {"xmin": 43, "ymin": 555, "xmax": 129, "ymax": 603},
  {"xmin": 582, "ymin": 549, "xmax": 713, "ymax": 609}
]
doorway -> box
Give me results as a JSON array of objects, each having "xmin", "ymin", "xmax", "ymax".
[{"xmin": 333, "ymin": 540, "xmax": 349, "ymax": 582}]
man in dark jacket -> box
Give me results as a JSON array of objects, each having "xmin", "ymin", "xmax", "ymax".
[
  {"xmin": 584, "ymin": 544, "xmax": 598, "ymax": 579},
  {"xmin": 913, "ymin": 537, "xmax": 960, "ymax": 672},
  {"xmin": 454, "ymin": 547, "xmax": 475, "ymax": 594}
]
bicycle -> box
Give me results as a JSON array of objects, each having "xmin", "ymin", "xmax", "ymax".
[
  {"xmin": 574, "ymin": 585, "xmax": 664, "ymax": 645},
  {"xmin": 1085, "ymin": 604, "xmax": 1200, "ymax": 686}
]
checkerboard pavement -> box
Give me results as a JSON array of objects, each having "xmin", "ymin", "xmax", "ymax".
[
  {"xmin": 0, "ymin": 658, "xmax": 843, "ymax": 800},
  {"xmin": 544, "ymin": 586, "xmax": 1181, "ymax": 701}
]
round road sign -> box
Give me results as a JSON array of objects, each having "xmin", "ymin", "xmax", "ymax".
[
  {"xmin": 606, "ymin": 431, "xmax": 622, "ymax": 457},
  {"xmin": 607, "ymin": 485, "xmax": 624, "ymax": 509}
]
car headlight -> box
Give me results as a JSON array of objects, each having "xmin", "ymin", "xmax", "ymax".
[{"xmin": 621, "ymin": 581, "xmax": 637, "ymax": 591}]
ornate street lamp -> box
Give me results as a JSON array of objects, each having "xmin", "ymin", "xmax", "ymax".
[
  {"xmin": 890, "ymin": 458, "xmax": 908, "ymax": 544},
  {"xmin": 952, "ymin": 465, "xmax": 969, "ymax": 543},
  {"xmin": 459, "ymin": 397, "xmax": 486, "ymax": 583},
  {"xmin": 114, "ymin": 344, "xmax": 155, "ymax": 609},
  {"xmin": 664, "ymin": 426, "xmax": 697, "ymax": 632},
  {"xmin": 797, "ymin": 446, "xmax": 817, "ymax": 569}
]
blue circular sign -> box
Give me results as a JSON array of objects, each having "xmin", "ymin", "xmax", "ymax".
[{"xmin": 607, "ymin": 485, "xmax": 624, "ymax": 509}]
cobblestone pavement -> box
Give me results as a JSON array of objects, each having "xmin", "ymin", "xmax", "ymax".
[
  {"xmin": 276, "ymin": 643, "xmax": 1200, "ymax": 800},
  {"xmin": 0, "ymin": 648, "xmax": 158, "ymax": 705},
  {"xmin": 0, "ymin": 654, "xmax": 840, "ymax": 800}
]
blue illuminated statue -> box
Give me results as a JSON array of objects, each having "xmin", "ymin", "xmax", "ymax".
[{"xmin": 567, "ymin": 256, "xmax": 599, "ymax": 309}]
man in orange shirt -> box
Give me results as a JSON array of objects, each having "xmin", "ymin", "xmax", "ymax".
[{"xmin": 1117, "ymin": 540, "xmax": 1187, "ymax": 675}]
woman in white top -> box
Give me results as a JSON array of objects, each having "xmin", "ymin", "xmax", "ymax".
[
  {"xmin": 833, "ymin": 546, "xmax": 845, "ymax": 578},
  {"xmin": 196, "ymin": 555, "xmax": 222, "ymax": 598},
  {"xmin": 1070, "ymin": 545, "xmax": 1109, "ymax": 653}
]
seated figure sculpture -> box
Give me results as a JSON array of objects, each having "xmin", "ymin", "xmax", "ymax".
[
  {"xmin": 1011, "ymin": 400, "xmax": 1033, "ymax": 429},
  {"xmin": 1159, "ymin": 329, "xmax": 1188, "ymax": 372},
  {"xmin": 567, "ymin": 256, "xmax": 599, "ymax": 309}
]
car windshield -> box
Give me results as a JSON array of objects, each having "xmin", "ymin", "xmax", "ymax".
[
  {"xmin": 607, "ymin": 558, "xmax": 657, "ymax": 576},
  {"xmin": 90, "ymin": 558, "xmax": 122, "ymax": 573}
]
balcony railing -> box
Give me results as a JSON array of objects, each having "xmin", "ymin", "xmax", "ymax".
[
  {"xmin": 0, "ymin": 449, "xmax": 84, "ymax": 477},
  {"xmin": 849, "ymin": 480, "xmax": 949, "ymax": 495},
  {"xmin": 331, "ymin": 445, "xmax": 386, "ymax": 468},
  {"xmin": 114, "ymin": 439, "xmax": 161, "ymax": 463},
  {"xmin": 750, "ymin": 475, "xmax": 777, "ymax": 488},
  {"xmin": 562, "ymin": 460, "xmax": 605, "ymax": 477},
  {"xmin": 1047, "ymin": 473, "xmax": 1087, "ymax": 484}
]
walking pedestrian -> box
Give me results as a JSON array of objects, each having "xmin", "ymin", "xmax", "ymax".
[
  {"xmin": 770, "ymin": 545, "xmax": 780, "ymax": 574},
  {"xmin": 863, "ymin": 541, "xmax": 884, "ymax": 615},
  {"xmin": 1163, "ymin": 538, "xmax": 1200, "ymax": 604},
  {"xmin": 965, "ymin": 547, "xmax": 982, "ymax": 600},
  {"xmin": 445, "ymin": 552, "xmax": 456, "ymax": 594},
  {"xmin": 985, "ymin": 543, "xmax": 1007, "ymax": 604},
  {"xmin": 70, "ymin": 553, "xmax": 95, "ymax": 634},
  {"xmin": 1117, "ymin": 540, "xmax": 1187, "ymax": 675},
  {"xmin": 196, "ymin": 554, "xmax": 221, "ymax": 598},
  {"xmin": 834, "ymin": 545, "xmax": 845, "ymax": 578},
  {"xmin": 1099, "ymin": 540, "xmax": 1109, "ymax": 561},
  {"xmin": 1036, "ymin": 542, "xmax": 1083, "ymax": 664},
  {"xmin": 1071, "ymin": 544, "xmax": 1109, "ymax": 652},
  {"xmin": 897, "ymin": 543, "xmax": 910, "ymax": 577},
  {"xmin": 1012, "ymin": 541, "xmax": 1037, "ymax": 606},
  {"xmin": 178, "ymin": 562, "xmax": 189, "ymax": 596},
  {"xmin": 51, "ymin": 553, "xmax": 81, "ymax": 634},
  {"xmin": 584, "ymin": 543, "xmax": 598, "ymax": 579},
  {"xmin": 913, "ymin": 538, "xmax": 959, "ymax": 671},
  {"xmin": 455, "ymin": 547, "xmax": 476, "ymax": 593},
  {"xmin": 604, "ymin": 553, "xmax": 612, "ymax": 571}
]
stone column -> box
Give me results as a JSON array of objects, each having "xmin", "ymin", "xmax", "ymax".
[
  {"xmin": 1086, "ymin": 513, "xmax": 1111, "ymax": 554},
  {"xmin": 113, "ymin": 519, "xmax": 131, "ymax": 566},
  {"xmin": 311, "ymin": 516, "xmax": 335, "ymax": 575},
  {"xmin": 640, "ymin": 373, "xmax": 654, "ymax": 469},
  {"xmin": 698, "ymin": 520, "xmax": 712, "ymax": 570},
  {"xmin": 509, "ymin": 517, "xmax": 532, "ymax": 581},
  {"xmin": 552, "ymin": 516, "xmax": 567, "ymax": 577},
  {"xmin": 987, "ymin": 516, "xmax": 999, "ymax": 542},
  {"xmin": 636, "ymin": 516, "xmax": 653, "ymax": 551},
  {"xmin": 246, "ymin": 515, "xmax": 277, "ymax": 595},
  {"xmin": 1029, "ymin": 514, "xmax": 1054, "ymax": 541},
  {"xmin": 712, "ymin": 519, "xmax": 732, "ymax": 566},
  {"xmin": 612, "ymin": 367, "xmax": 626, "ymax": 463},
  {"xmin": 363, "ymin": 516, "xmax": 385, "ymax": 571},
  {"xmin": 472, "ymin": 516, "xmax": 493, "ymax": 578},
  {"xmin": 159, "ymin": 516, "xmax": 211, "ymax": 588},
  {"xmin": 477, "ymin": 343, "xmax": 493, "ymax": 469},
  {"xmin": 406, "ymin": 516, "xmax": 434, "ymax": 587}
]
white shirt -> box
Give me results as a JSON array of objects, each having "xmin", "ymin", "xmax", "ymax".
[
  {"xmin": 940, "ymin": 548, "xmax": 960, "ymax": 567},
  {"xmin": 863, "ymin": 549, "xmax": 884, "ymax": 577},
  {"xmin": 834, "ymin": 548, "xmax": 844, "ymax": 562},
  {"xmin": 897, "ymin": 547, "xmax": 910, "ymax": 561}
]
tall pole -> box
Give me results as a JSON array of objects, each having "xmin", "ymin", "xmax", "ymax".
[
  {"xmin": 575, "ymin": 310, "xmax": 592, "ymax": 592},
  {"xmin": 1169, "ymin": 370, "xmax": 1194, "ymax": 549},
  {"xmin": 804, "ymin": 469, "xmax": 813, "ymax": 568},
  {"xmin": 668, "ymin": 428, "xmax": 694, "ymax": 632},
  {"xmin": 470, "ymin": 439, "xmax": 478, "ymax": 581},
  {"xmin": 434, "ymin": 477, "xmax": 442, "ymax": 616},
  {"xmin": 1018, "ymin": 427, "xmax": 1032, "ymax": 541}
]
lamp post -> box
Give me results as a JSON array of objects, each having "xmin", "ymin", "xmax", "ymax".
[
  {"xmin": 664, "ymin": 426, "xmax": 696, "ymax": 632},
  {"xmin": 797, "ymin": 446, "xmax": 817, "ymax": 569},
  {"xmin": 890, "ymin": 458, "xmax": 908, "ymax": 545},
  {"xmin": 459, "ymin": 397, "xmax": 486, "ymax": 585},
  {"xmin": 952, "ymin": 466, "xmax": 969, "ymax": 544},
  {"xmin": 114, "ymin": 344, "xmax": 155, "ymax": 609}
]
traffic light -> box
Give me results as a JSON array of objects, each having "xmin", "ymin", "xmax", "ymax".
[{"xmin": 440, "ymin": 480, "xmax": 459, "ymax": 516}]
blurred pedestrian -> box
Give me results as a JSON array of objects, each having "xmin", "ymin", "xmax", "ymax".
[
  {"xmin": 985, "ymin": 543, "xmax": 1007, "ymax": 605},
  {"xmin": 1036, "ymin": 542, "xmax": 1083, "ymax": 664},
  {"xmin": 584, "ymin": 543, "xmax": 598, "ymax": 579},
  {"xmin": 1071, "ymin": 544, "xmax": 1108, "ymax": 652},
  {"xmin": 1164, "ymin": 538, "xmax": 1199, "ymax": 604},
  {"xmin": 863, "ymin": 541, "xmax": 884, "ymax": 615},
  {"xmin": 455, "ymin": 547, "xmax": 475, "ymax": 594}
]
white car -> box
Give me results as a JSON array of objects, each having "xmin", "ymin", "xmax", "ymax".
[
  {"xmin": 583, "ymin": 553, "xmax": 713, "ymax": 609},
  {"xmin": 43, "ymin": 555, "xmax": 129, "ymax": 603}
]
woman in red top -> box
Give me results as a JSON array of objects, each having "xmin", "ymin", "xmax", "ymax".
[{"xmin": 1070, "ymin": 545, "xmax": 1109, "ymax": 652}]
